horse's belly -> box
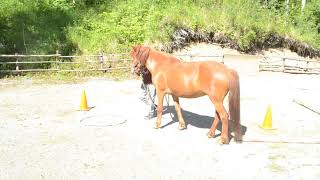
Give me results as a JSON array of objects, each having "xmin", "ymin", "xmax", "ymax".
[{"xmin": 170, "ymin": 89, "xmax": 206, "ymax": 98}]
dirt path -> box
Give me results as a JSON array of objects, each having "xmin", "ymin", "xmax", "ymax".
[
  {"xmin": 0, "ymin": 69, "xmax": 320, "ymax": 179},
  {"xmin": 1, "ymin": 43, "xmax": 320, "ymax": 179}
]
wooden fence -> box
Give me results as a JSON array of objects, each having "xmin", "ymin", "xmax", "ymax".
[
  {"xmin": 0, "ymin": 52, "xmax": 131, "ymax": 73},
  {"xmin": 259, "ymin": 56, "xmax": 320, "ymax": 74},
  {"xmin": 0, "ymin": 53, "xmax": 224, "ymax": 73},
  {"xmin": 0, "ymin": 52, "xmax": 319, "ymax": 74}
]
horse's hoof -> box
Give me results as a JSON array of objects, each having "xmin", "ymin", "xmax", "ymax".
[
  {"xmin": 217, "ymin": 138, "xmax": 229, "ymax": 145},
  {"xmin": 207, "ymin": 132, "xmax": 214, "ymax": 138},
  {"xmin": 178, "ymin": 124, "xmax": 186, "ymax": 130},
  {"xmin": 154, "ymin": 123, "xmax": 160, "ymax": 129},
  {"xmin": 217, "ymin": 139, "xmax": 224, "ymax": 145},
  {"xmin": 234, "ymin": 136, "xmax": 243, "ymax": 143}
]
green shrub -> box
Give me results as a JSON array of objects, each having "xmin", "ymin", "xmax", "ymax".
[{"xmin": 0, "ymin": 0, "xmax": 319, "ymax": 55}]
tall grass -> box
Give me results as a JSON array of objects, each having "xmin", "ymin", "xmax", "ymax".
[
  {"xmin": 1, "ymin": 0, "xmax": 319, "ymax": 55},
  {"xmin": 68, "ymin": 0, "xmax": 320, "ymax": 54}
]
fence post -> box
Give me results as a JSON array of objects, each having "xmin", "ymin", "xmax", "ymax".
[
  {"xmin": 282, "ymin": 57, "xmax": 285, "ymax": 72},
  {"xmin": 222, "ymin": 54, "xmax": 225, "ymax": 64},
  {"xmin": 99, "ymin": 51, "xmax": 104, "ymax": 69},
  {"xmin": 55, "ymin": 50, "xmax": 60, "ymax": 70},
  {"xmin": 15, "ymin": 53, "xmax": 19, "ymax": 71}
]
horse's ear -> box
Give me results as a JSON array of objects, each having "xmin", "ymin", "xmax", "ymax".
[
  {"xmin": 132, "ymin": 45, "xmax": 142, "ymax": 52},
  {"xmin": 133, "ymin": 45, "xmax": 137, "ymax": 51}
]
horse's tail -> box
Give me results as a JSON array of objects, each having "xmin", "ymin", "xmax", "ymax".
[{"xmin": 228, "ymin": 70, "xmax": 242, "ymax": 142}]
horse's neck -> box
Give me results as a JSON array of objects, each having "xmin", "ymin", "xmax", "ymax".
[
  {"xmin": 147, "ymin": 51, "xmax": 179, "ymax": 73},
  {"xmin": 153, "ymin": 51, "xmax": 179, "ymax": 63}
]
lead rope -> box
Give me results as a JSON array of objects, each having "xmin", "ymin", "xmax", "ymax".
[{"xmin": 142, "ymin": 82, "xmax": 170, "ymax": 112}]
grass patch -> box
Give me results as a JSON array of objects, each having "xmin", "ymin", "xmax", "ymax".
[{"xmin": 0, "ymin": 70, "xmax": 135, "ymax": 85}]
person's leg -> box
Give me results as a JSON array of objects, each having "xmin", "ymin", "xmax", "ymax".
[
  {"xmin": 144, "ymin": 84, "xmax": 156, "ymax": 119},
  {"xmin": 148, "ymin": 84, "xmax": 157, "ymax": 113},
  {"xmin": 140, "ymin": 83, "xmax": 149, "ymax": 104}
]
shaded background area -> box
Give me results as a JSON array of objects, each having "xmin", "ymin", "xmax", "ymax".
[{"xmin": 0, "ymin": 0, "xmax": 319, "ymax": 55}]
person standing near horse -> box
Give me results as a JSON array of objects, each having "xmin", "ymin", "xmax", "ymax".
[
  {"xmin": 130, "ymin": 45, "xmax": 242, "ymax": 144},
  {"xmin": 139, "ymin": 66, "xmax": 157, "ymax": 119}
]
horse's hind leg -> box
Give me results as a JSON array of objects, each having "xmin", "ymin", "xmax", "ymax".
[
  {"xmin": 208, "ymin": 96, "xmax": 229, "ymax": 144},
  {"xmin": 172, "ymin": 95, "xmax": 186, "ymax": 130},
  {"xmin": 207, "ymin": 110, "xmax": 220, "ymax": 138},
  {"xmin": 214, "ymin": 102, "xmax": 229, "ymax": 144}
]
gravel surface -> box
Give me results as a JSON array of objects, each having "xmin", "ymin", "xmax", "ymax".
[{"xmin": 1, "ymin": 49, "xmax": 320, "ymax": 179}]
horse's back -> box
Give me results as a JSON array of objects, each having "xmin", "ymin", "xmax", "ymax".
[
  {"xmin": 159, "ymin": 61, "xmax": 230, "ymax": 97},
  {"xmin": 151, "ymin": 51, "xmax": 234, "ymax": 98},
  {"xmin": 196, "ymin": 61, "xmax": 233, "ymax": 95}
]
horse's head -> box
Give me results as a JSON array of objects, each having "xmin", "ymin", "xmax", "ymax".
[{"xmin": 129, "ymin": 45, "xmax": 150, "ymax": 76}]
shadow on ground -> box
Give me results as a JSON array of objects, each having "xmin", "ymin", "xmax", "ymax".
[{"xmin": 149, "ymin": 106, "xmax": 247, "ymax": 139}]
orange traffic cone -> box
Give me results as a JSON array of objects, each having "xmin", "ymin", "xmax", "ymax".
[
  {"xmin": 79, "ymin": 89, "xmax": 90, "ymax": 111},
  {"xmin": 259, "ymin": 104, "xmax": 276, "ymax": 130}
]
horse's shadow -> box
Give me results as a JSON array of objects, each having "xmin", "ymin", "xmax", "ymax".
[{"xmin": 150, "ymin": 106, "xmax": 247, "ymax": 139}]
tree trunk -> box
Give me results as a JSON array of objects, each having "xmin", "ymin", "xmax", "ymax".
[
  {"xmin": 285, "ymin": 0, "xmax": 290, "ymax": 10},
  {"xmin": 301, "ymin": 0, "xmax": 307, "ymax": 14},
  {"xmin": 285, "ymin": 0, "xmax": 290, "ymax": 25}
]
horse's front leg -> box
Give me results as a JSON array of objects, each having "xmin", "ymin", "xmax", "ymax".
[
  {"xmin": 154, "ymin": 90, "xmax": 165, "ymax": 129},
  {"xmin": 172, "ymin": 95, "xmax": 186, "ymax": 130}
]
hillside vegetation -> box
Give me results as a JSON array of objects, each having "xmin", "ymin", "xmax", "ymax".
[{"xmin": 0, "ymin": 0, "xmax": 319, "ymax": 57}]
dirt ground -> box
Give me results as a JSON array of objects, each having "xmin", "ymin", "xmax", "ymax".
[{"xmin": 1, "ymin": 45, "xmax": 320, "ymax": 179}]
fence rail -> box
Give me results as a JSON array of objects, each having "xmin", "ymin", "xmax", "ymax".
[
  {"xmin": 259, "ymin": 56, "xmax": 320, "ymax": 74},
  {"xmin": 0, "ymin": 52, "xmax": 132, "ymax": 73},
  {"xmin": 1, "ymin": 52, "xmax": 319, "ymax": 74}
]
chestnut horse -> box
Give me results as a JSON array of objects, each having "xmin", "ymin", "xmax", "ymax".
[{"xmin": 130, "ymin": 45, "xmax": 242, "ymax": 144}]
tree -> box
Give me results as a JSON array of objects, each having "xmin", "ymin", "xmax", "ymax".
[{"xmin": 301, "ymin": 0, "xmax": 306, "ymax": 13}]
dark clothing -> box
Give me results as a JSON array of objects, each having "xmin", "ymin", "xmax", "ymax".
[{"xmin": 141, "ymin": 67, "xmax": 152, "ymax": 85}]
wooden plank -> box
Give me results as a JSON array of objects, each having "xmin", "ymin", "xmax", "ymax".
[
  {"xmin": 0, "ymin": 54, "xmax": 60, "ymax": 57},
  {"xmin": 259, "ymin": 60, "xmax": 283, "ymax": 64},
  {"xmin": 58, "ymin": 67, "xmax": 130, "ymax": 72},
  {"xmin": 0, "ymin": 67, "xmax": 130, "ymax": 73},
  {"xmin": 259, "ymin": 64, "xmax": 283, "ymax": 67},
  {"xmin": 285, "ymin": 57, "xmax": 320, "ymax": 63},
  {"xmin": 57, "ymin": 61, "xmax": 97, "ymax": 64},
  {"xmin": 284, "ymin": 66, "xmax": 320, "ymax": 71},
  {"xmin": 0, "ymin": 69, "xmax": 59, "ymax": 72},
  {"xmin": 0, "ymin": 53, "xmax": 129, "ymax": 58},
  {"xmin": 60, "ymin": 53, "xmax": 127, "ymax": 58},
  {"xmin": 0, "ymin": 59, "xmax": 130, "ymax": 64},
  {"xmin": 283, "ymin": 70, "xmax": 320, "ymax": 74},
  {"xmin": 175, "ymin": 54, "xmax": 223, "ymax": 58},
  {"xmin": 0, "ymin": 61, "xmax": 56, "ymax": 64},
  {"xmin": 259, "ymin": 69, "xmax": 284, "ymax": 72}
]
